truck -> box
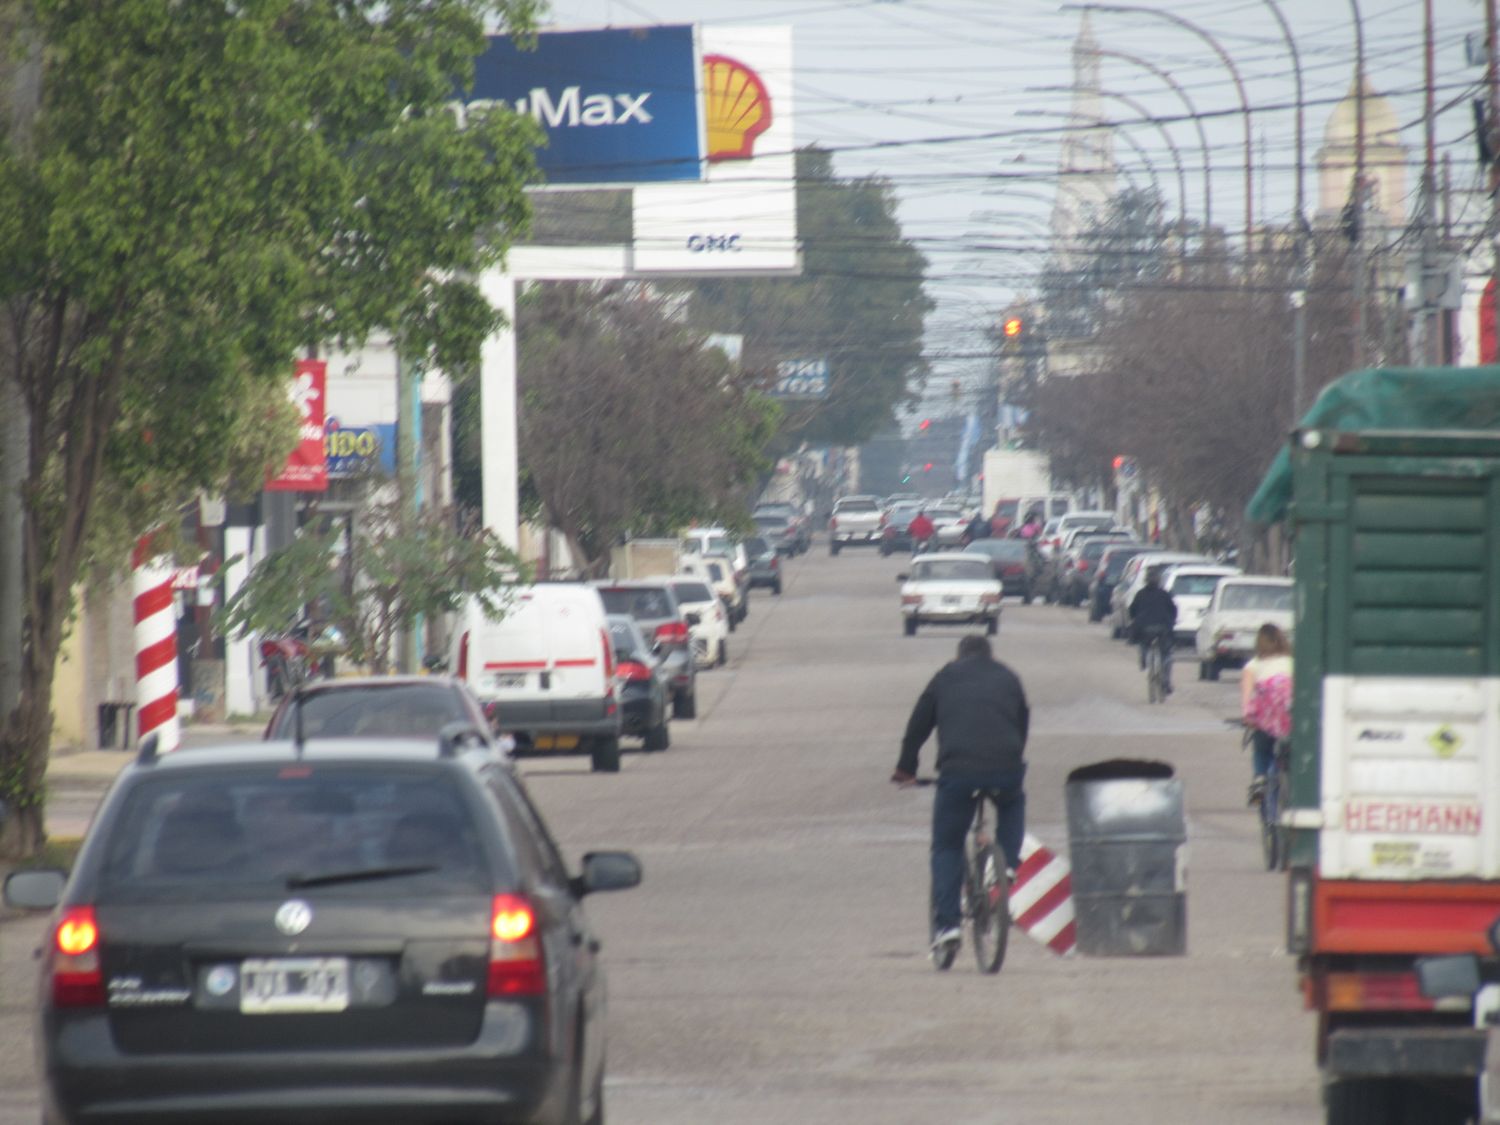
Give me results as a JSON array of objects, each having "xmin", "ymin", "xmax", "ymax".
[
  {"xmin": 981, "ymin": 448, "xmax": 1054, "ymax": 528},
  {"xmin": 1247, "ymin": 367, "xmax": 1500, "ymax": 1124},
  {"xmin": 609, "ymin": 538, "xmax": 682, "ymax": 581}
]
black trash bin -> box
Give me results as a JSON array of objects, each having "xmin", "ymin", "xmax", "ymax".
[{"xmin": 1065, "ymin": 758, "xmax": 1186, "ymax": 956}]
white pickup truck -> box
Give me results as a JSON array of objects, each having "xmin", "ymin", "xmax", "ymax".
[{"xmin": 828, "ymin": 495, "xmax": 885, "ymax": 556}]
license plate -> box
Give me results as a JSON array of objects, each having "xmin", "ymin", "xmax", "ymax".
[
  {"xmin": 240, "ymin": 957, "xmax": 349, "ymax": 1015},
  {"xmin": 492, "ymin": 673, "xmax": 526, "ymax": 689},
  {"xmin": 943, "ymin": 596, "xmax": 961, "ymax": 606},
  {"xmin": 534, "ymin": 734, "xmax": 580, "ymax": 751}
]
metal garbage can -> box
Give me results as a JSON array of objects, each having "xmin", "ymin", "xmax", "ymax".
[{"xmin": 1065, "ymin": 758, "xmax": 1186, "ymax": 956}]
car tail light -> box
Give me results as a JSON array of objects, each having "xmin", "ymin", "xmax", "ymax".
[
  {"xmin": 457, "ymin": 631, "xmax": 470, "ymax": 680},
  {"xmin": 901, "ymin": 594, "xmax": 923, "ymax": 606},
  {"xmin": 654, "ymin": 621, "xmax": 690, "ymax": 647},
  {"xmin": 980, "ymin": 593, "xmax": 1002, "ymax": 606},
  {"xmin": 600, "ymin": 629, "xmax": 614, "ymax": 681},
  {"xmin": 1077, "ymin": 560, "xmax": 1091, "ymax": 571},
  {"xmin": 829, "ymin": 516, "xmax": 838, "ymax": 531},
  {"xmin": 616, "ymin": 659, "xmax": 652, "ymax": 682},
  {"xmin": 52, "ymin": 906, "xmax": 104, "ymax": 1007},
  {"xmin": 770, "ymin": 555, "xmax": 780, "ymax": 570},
  {"xmin": 488, "ymin": 894, "xmax": 545, "ymax": 997},
  {"xmin": 1003, "ymin": 564, "xmax": 1025, "ymax": 576}
]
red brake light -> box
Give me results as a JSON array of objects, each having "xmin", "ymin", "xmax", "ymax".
[
  {"xmin": 770, "ymin": 556, "xmax": 779, "ymax": 569},
  {"xmin": 830, "ymin": 516, "xmax": 838, "ymax": 530},
  {"xmin": 52, "ymin": 906, "xmax": 104, "ymax": 1007},
  {"xmin": 457, "ymin": 631, "xmax": 469, "ymax": 680},
  {"xmin": 488, "ymin": 893, "xmax": 545, "ymax": 997},
  {"xmin": 654, "ymin": 621, "xmax": 689, "ymax": 646},
  {"xmin": 600, "ymin": 629, "xmax": 614, "ymax": 682},
  {"xmin": 616, "ymin": 659, "xmax": 652, "ymax": 682}
]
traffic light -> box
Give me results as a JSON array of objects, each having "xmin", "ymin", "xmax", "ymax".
[
  {"xmin": 901, "ymin": 473, "xmax": 911, "ymax": 483},
  {"xmin": 1003, "ymin": 316, "xmax": 1024, "ymax": 338},
  {"xmin": 923, "ymin": 462, "xmax": 934, "ymax": 473},
  {"xmin": 918, "ymin": 418, "xmax": 931, "ymax": 431}
]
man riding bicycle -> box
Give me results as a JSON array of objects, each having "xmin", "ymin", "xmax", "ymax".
[
  {"xmin": 891, "ymin": 634, "xmax": 1029, "ymax": 962},
  {"xmin": 1129, "ymin": 570, "xmax": 1178, "ymax": 696}
]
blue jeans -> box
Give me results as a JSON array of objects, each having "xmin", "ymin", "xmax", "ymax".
[
  {"xmin": 1251, "ymin": 729, "xmax": 1276, "ymax": 780},
  {"xmin": 931, "ymin": 768, "xmax": 1026, "ymax": 935}
]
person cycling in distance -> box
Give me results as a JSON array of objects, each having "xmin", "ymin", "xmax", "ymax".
[
  {"xmin": 891, "ymin": 634, "xmax": 1029, "ymax": 962},
  {"xmin": 1129, "ymin": 569, "xmax": 1178, "ymax": 696}
]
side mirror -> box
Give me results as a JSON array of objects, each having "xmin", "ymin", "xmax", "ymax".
[
  {"xmin": 4, "ymin": 869, "xmax": 67, "ymax": 911},
  {"xmin": 573, "ymin": 851, "xmax": 643, "ymax": 897},
  {"xmin": 684, "ymin": 612, "xmax": 701, "ymax": 627},
  {"xmin": 895, "ymin": 573, "xmax": 909, "ymax": 583},
  {"xmin": 1416, "ymin": 954, "xmax": 1482, "ymax": 1000}
]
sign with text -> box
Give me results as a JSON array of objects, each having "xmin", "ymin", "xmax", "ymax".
[
  {"xmin": 468, "ymin": 26, "xmax": 702, "ymax": 185},
  {"xmin": 266, "ymin": 360, "xmax": 328, "ymax": 492},
  {"xmin": 771, "ymin": 358, "xmax": 829, "ymax": 400},
  {"xmin": 325, "ymin": 419, "xmax": 397, "ymax": 478}
]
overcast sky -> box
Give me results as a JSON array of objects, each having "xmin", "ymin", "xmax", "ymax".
[{"xmin": 542, "ymin": 0, "xmax": 1488, "ymax": 424}]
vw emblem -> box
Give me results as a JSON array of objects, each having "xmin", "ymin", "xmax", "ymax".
[{"xmin": 274, "ymin": 899, "xmax": 313, "ymax": 936}]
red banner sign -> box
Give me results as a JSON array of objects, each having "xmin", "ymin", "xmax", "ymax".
[{"xmin": 266, "ymin": 359, "xmax": 328, "ymax": 492}]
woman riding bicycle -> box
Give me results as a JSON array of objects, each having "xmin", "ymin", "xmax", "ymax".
[{"xmin": 1241, "ymin": 623, "xmax": 1293, "ymax": 805}]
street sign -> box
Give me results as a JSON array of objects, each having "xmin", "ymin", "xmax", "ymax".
[
  {"xmin": 468, "ymin": 26, "xmax": 703, "ymax": 186},
  {"xmin": 771, "ymin": 358, "xmax": 829, "ymax": 400}
]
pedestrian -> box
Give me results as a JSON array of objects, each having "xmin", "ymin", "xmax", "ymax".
[
  {"xmin": 965, "ymin": 511, "xmax": 991, "ymax": 544},
  {"xmin": 1016, "ymin": 510, "xmax": 1042, "ymax": 541},
  {"xmin": 907, "ymin": 508, "xmax": 935, "ymax": 553},
  {"xmin": 1241, "ymin": 623, "xmax": 1293, "ymax": 805},
  {"xmin": 891, "ymin": 634, "xmax": 1029, "ymax": 963}
]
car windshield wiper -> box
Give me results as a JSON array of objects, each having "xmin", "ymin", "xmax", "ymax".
[{"xmin": 285, "ymin": 863, "xmax": 438, "ymax": 890}]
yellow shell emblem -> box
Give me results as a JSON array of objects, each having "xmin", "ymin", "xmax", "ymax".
[{"xmin": 704, "ymin": 54, "xmax": 772, "ymax": 162}]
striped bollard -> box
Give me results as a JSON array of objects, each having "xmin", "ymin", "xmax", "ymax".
[
  {"xmin": 132, "ymin": 535, "xmax": 180, "ymax": 753},
  {"xmin": 1009, "ymin": 832, "xmax": 1077, "ymax": 956}
]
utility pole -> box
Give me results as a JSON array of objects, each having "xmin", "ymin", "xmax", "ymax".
[
  {"xmin": 1488, "ymin": 0, "xmax": 1500, "ymax": 356},
  {"xmin": 395, "ymin": 344, "xmax": 422, "ymax": 674},
  {"xmin": 1349, "ymin": 0, "xmax": 1368, "ymax": 369}
]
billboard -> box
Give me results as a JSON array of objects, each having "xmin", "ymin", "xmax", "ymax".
[
  {"xmin": 266, "ymin": 359, "xmax": 328, "ymax": 492},
  {"xmin": 770, "ymin": 358, "xmax": 829, "ymax": 400},
  {"xmin": 469, "ymin": 26, "xmax": 703, "ymax": 185},
  {"xmin": 325, "ymin": 419, "xmax": 397, "ymax": 478},
  {"xmin": 633, "ymin": 26, "xmax": 797, "ymax": 274}
]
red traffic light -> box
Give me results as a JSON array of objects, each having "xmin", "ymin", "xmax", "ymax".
[
  {"xmin": 918, "ymin": 418, "xmax": 931, "ymax": 431},
  {"xmin": 923, "ymin": 462, "xmax": 934, "ymax": 472},
  {"xmin": 1003, "ymin": 317, "xmax": 1024, "ymax": 338},
  {"xmin": 1112, "ymin": 455, "xmax": 1125, "ymax": 470}
]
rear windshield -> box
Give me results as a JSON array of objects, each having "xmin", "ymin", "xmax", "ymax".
[
  {"xmin": 598, "ymin": 586, "xmax": 675, "ymax": 619},
  {"xmin": 928, "ymin": 509, "xmax": 962, "ymax": 521},
  {"xmin": 755, "ymin": 516, "xmax": 789, "ymax": 531},
  {"xmin": 1101, "ymin": 548, "xmax": 1147, "ymax": 578},
  {"xmin": 671, "ymin": 582, "xmax": 715, "ymax": 604},
  {"xmin": 706, "ymin": 561, "xmax": 726, "ymax": 581},
  {"xmin": 1080, "ymin": 539, "xmax": 1124, "ymax": 561},
  {"xmin": 995, "ymin": 500, "xmax": 1019, "ymax": 519},
  {"xmin": 98, "ymin": 766, "xmax": 497, "ymax": 902},
  {"xmin": 913, "ymin": 560, "xmax": 993, "ymax": 582},
  {"xmin": 265, "ymin": 684, "xmax": 467, "ymax": 740},
  {"xmin": 743, "ymin": 537, "xmax": 769, "ymax": 555},
  {"xmin": 607, "ymin": 619, "xmax": 644, "ymax": 660},
  {"xmin": 836, "ymin": 499, "xmax": 877, "ymax": 512},
  {"xmin": 966, "ymin": 540, "xmax": 1027, "ymax": 560},
  {"xmin": 1220, "ymin": 583, "xmax": 1293, "ymax": 612},
  {"xmin": 1169, "ymin": 573, "xmax": 1227, "ymax": 597}
]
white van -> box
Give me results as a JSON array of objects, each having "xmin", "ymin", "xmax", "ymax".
[{"xmin": 451, "ymin": 583, "xmax": 623, "ymax": 772}]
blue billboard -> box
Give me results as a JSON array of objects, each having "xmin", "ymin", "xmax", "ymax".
[{"xmin": 469, "ymin": 26, "xmax": 702, "ymax": 186}]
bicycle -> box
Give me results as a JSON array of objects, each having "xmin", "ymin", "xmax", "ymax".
[
  {"xmin": 1229, "ymin": 719, "xmax": 1291, "ymax": 871},
  {"xmin": 1139, "ymin": 624, "xmax": 1173, "ymax": 704},
  {"xmin": 912, "ymin": 779, "xmax": 1012, "ymax": 974}
]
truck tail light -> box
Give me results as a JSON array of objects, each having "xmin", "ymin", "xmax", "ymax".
[
  {"xmin": 52, "ymin": 906, "xmax": 105, "ymax": 1008},
  {"xmin": 1323, "ymin": 972, "xmax": 1433, "ymax": 1013},
  {"xmin": 488, "ymin": 894, "xmax": 545, "ymax": 997}
]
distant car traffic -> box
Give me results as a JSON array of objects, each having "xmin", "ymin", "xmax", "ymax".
[
  {"xmin": 1195, "ymin": 575, "xmax": 1294, "ymax": 680},
  {"xmin": 3, "ymin": 735, "xmax": 641, "ymax": 1125},
  {"xmin": 1050, "ymin": 531, "xmax": 1138, "ymax": 607},
  {"xmin": 607, "ymin": 613, "xmax": 672, "ymax": 748},
  {"xmin": 743, "ymin": 535, "xmax": 783, "ymax": 595},
  {"xmin": 897, "ymin": 552, "xmax": 1003, "ymax": 636},
  {"xmin": 1110, "ymin": 552, "xmax": 1212, "ymax": 639},
  {"xmin": 595, "ymin": 581, "xmax": 699, "ymax": 719},
  {"xmin": 963, "ymin": 538, "xmax": 1037, "ymax": 602},
  {"xmin": 752, "ymin": 502, "xmax": 810, "ymax": 553},
  {"xmin": 925, "ymin": 506, "xmax": 970, "ymax": 548},
  {"xmin": 1088, "ymin": 543, "xmax": 1155, "ymax": 622},
  {"xmin": 753, "ymin": 513, "xmax": 802, "ymax": 557},
  {"xmin": 829, "ymin": 495, "xmax": 885, "ymax": 554}
]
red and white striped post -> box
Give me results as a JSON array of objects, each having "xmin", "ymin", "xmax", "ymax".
[
  {"xmin": 1009, "ymin": 832, "xmax": 1077, "ymax": 956},
  {"xmin": 132, "ymin": 534, "xmax": 180, "ymax": 753}
]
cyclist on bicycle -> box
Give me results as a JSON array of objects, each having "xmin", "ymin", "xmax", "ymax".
[
  {"xmin": 1242, "ymin": 623, "xmax": 1293, "ymax": 804},
  {"xmin": 1129, "ymin": 570, "xmax": 1178, "ymax": 696},
  {"xmin": 891, "ymin": 634, "xmax": 1029, "ymax": 961}
]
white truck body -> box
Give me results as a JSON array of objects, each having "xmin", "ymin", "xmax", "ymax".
[
  {"xmin": 981, "ymin": 449, "xmax": 1053, "ymax": 518},
  {"xmin": 610, "ymin": 538, "xmax": 683, "ymax": 580}
]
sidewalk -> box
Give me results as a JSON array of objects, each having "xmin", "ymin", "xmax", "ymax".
[{"xmin": 48, "ymin": 720, "xmax": 268, "ymax": 789}]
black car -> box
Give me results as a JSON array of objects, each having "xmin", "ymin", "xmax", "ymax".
[
  {"xmin": 594, "ymin": 581, "xmax": 698, "ymax": 719},
  {"xmin": 743, "ymin": 535, "xmax": 782, "ymax": 594},
  {"xmin": 4, "ymin": 734, "xmax": 641, "ymax": 1125},
  {"xmin": 1089, "ymin": 543, "xmax": 1155, "ymax": 623},
  {"xmin": 606, "ymin": 614, "xmax": 670, "ymax": 750},
  {"xmin": 962, "ymin": 538, "xmax": 1038, "ymax": 602}
]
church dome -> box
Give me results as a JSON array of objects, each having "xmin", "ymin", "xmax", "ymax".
[{"xmin": 1322, "ymin": 73, "xmax": 1402, "ymax": 150}]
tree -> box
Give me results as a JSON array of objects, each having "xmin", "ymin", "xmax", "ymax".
[
  {"xmin": 0, "ymin": 0, "xmax": 540, "ymax": 854},
  {"xmin": 466, "ymin": 281, "xmax": 779, "ymax": 575},
  {"xmin": 219, "ymin": 490, "xmax": 524, "ymax": 677},
  {"xmin": 680, "ymin": 147, "xmax": 932, "ymax": 448}
]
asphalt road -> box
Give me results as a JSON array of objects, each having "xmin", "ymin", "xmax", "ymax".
[{"xmin": 0, "ymin": 543, "xmax": 1323, "ymax": 1124}]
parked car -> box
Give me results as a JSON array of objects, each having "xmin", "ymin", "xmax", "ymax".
[
  {"xmin": 1195, "ymin": 575, "xmax": 1294, "ymax": 680},
  {"xmin": 753, "ymin": 513, "xmax": 801, "ymax": 557},
  {"xmin": 1088, "ymin": 544, "xmax": 1157, "ymax": 623},
  {"xmin": 1037, "ymin": 510, "xmax": 1118, "ymax": 561},
  {"xmin": 669, "ymin": 576, "xmax": 730, "ymax": 668},
  {"xmin": 743, "ymin": 535, "xmax": 783, "ymax": 595},
  {"xmin": 595, "ymin": 580, "xmax": 699, "ymax": 719},
  {"xmin": 829, "ymin": 495, "xmax": 885, "ymax": 554},
  {"xmin": 993, "ymin": 492, "xmax": 1075, "ymax": 536},
  {"xmin": 264, "ymin": 676, "xmax": 500, "ymax": 752},
  {"xmin": 1110, "ymin": 552, "xmax": 1212, "ymax": 639},
  {"xmin": 897, "ymin": 552, "xmax": 1003, "ymax": 636},
  {"xmin": 753, "ymin": 502, "xmax": 809, "ymax": 553},
  {"xmin": 878, "ymin": 502, "xmax": 925, "ymax": 555},
  {"xmin": 1160, "ymin": 563, "xmax": 1243, "ymax": 645},
  {"xmin": 451, "ymin": 583, "xmax": 623, "ymax": 771},
  {"xmin": 963, "ymin": 538, "xmax": 1038, "ymax": 602},
  {"xmin": 607, "ymin": 613, "xmax": 671, "ymax": 748},
  {"xmin": 681, "ymin": 553, "xmax": 746, "ymax": 626},
  {"xmin": 1051, "ymin": 531, "xmax": 1138, "ymax": 607},
  {"xmin": 3, "ymin": 736, "xmax": 641, "ymax": 1125},
  {"xmin": 925, "ymin": 506, "xmax": 970, "ymax": 549},
  {"xmin": 681, "ymin": 528, "xmax": 748, "ymax": 624}
]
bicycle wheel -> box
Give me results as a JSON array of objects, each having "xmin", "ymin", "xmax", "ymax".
[
  {"xmin": 968, "ymin": 840, "xmax": 1011, "ymax": 974},
  {"xmin": 1272, "ymin": 762, "xmax": 1292, "ymax": 872},
  {"xmin": 1146, "ymin": 644, "xmax": 1162, "ymax": 704},
  {"xmin": 1260, "ymin": 762, "xmax": 1286, "ymax": 871}
]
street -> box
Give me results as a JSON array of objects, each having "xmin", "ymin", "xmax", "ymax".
[{"xmin": 0, "ymin": 544, "xmax": 1322, "ymax": 1124}]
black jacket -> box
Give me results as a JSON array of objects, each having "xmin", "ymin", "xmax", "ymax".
[
  {"xmin": 1129, "ymin": 584, "xmax": 1178, "ymax": 632},
  {"xmin": 898, "ymin": 655, "xmax": 1029, "ymax": 777}
]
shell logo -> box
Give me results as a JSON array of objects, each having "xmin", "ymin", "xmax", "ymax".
[{"xmin": 703, "ymin": 54, "xmax": 772, "ymax": 162}]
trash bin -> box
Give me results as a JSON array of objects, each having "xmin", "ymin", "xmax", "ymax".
[{"xmin": 1065, "ymin": 758, "xmax": 1186, "ymax": 956}]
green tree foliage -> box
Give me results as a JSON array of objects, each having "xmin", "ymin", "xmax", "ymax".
[
  {"xmin": 681, "ymin": 147, "xmax": 932, "ymax": 448},
  {"xmin": 0, "ymin": 0, "xmax": 540, "ymax": 853},
  {"xmin": 467, "ymin": 281, "xmax": 779, "ymax": 575},
  {"xmin": 219, "ymin": 494, "xmax": 525, "ymax": 677}
]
